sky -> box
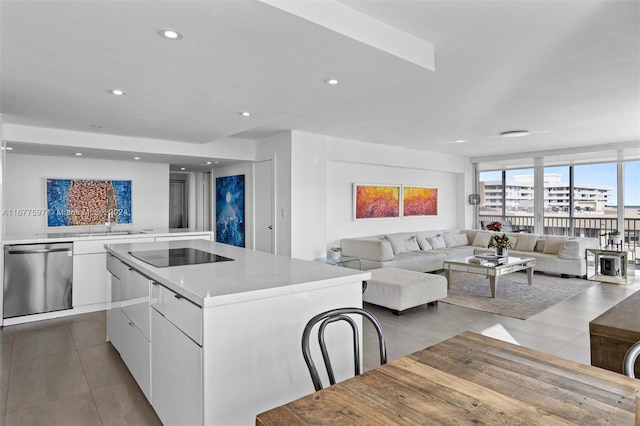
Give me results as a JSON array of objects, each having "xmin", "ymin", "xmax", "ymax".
[{"xmin": 480, "ymin": 160, "xmax": 640, "ymax": 206}]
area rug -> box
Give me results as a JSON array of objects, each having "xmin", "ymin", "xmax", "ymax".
[{"xmin": 440, "ymin": 271, "xmax": 599, "ymax": 320}]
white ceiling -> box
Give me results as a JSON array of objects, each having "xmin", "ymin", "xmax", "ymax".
[{"xmin": 1, "ymin": 0, "xmax": 638, "ymax": 167}]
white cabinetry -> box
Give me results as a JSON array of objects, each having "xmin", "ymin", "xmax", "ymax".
[
  {"xmin": 151, "ymin": 308, "xmax": 202, "ymax": 426},
  {"xmin": 106, "ymin": 254, "xmax": 152, "ymax": 400},
  {"xmin": 73, "ymin": 237, "xmax": 153, "ymax": 307}
]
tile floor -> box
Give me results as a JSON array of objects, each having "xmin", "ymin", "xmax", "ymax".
[
  {"xmin": 0, "ymin": 271, "xmax": 638, "ymax": 425},
  {"xmin": 0, "ymin": 311, "xmax": 161, "ymax": 426}
]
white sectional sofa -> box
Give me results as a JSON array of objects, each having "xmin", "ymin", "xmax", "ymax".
[{"xmin": 340, "ymin": 229, "xmax": 600, "ymax": 278}]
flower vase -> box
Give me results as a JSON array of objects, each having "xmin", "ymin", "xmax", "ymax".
[
  {"xmin": 496, "ymin": 248, "xmax": 508, "ymax": 257},
  {"xmin": 331, "ymin": 251, "xmax": 341, "ymax": 261}
]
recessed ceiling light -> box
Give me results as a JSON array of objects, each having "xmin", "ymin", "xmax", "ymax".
[
  {"xmin": 158, "ymin": 28, "xmax": 183, "ymax": 40},
  {"xmin": 2, "ymin": 146, "xmax": 14, "ymax": 151},
  {"xmin": 206, "ymin": 161, "xmax": 212, "ymax": 165},
  {"xmin": 134, "ymin": 157, "xmax": 140, "ymax": 160},
  {"xmin": 214, "ymin": 161, "xmax": 220, "ymax": 165},
  {"xmin": 455, "ymin": 140, "xmax": 466, "ymax": 143},
  {"xmin": 75, "ymin": 152, "xmax": 83, "ymax": 156},
  {"xmin": 108, "ymin": 89, "xmax": 126, "ymax": 96},
  {"xmin": 180, "ymin": 167, "xmax": 186, "ymax": 171},
  {"xmin": 500, "ymin": 130, "xmax": 530, "ymax": 138},
  {"xmin": 324, "ymin": 78, "xmax": 339, "ymax": 85},
  {"xmin": 239, "ymin": 111, "xmax": 251, "ymax": 117}
]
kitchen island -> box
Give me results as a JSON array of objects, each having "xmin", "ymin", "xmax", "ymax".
[{"xmin": 105, "ymin": 239, "xmax": 369, "ymax": 425}]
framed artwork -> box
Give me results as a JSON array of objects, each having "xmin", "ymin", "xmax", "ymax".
[
  {"xmin": 402, "ymin": 186, "xmax": 438, "ymax": 217},
  {"xmin": 215, "ymin": 175, "xmax": 245, "ymax": 247},
  {"xmin": 46, "ymin": 178, "xmax": 132, "ymax": 227},
  {"xmin": 353, "ymin": 184, "xmax": 400, "ymax": 220}
]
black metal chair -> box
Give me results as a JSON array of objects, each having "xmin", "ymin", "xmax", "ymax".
[
  {"xmin": 301, "ymin": 307, "xmax": 387, "ymax": 391},
  {"xmin": 623, "ymin": 341, "xmax": 640, "ymax": 378}
]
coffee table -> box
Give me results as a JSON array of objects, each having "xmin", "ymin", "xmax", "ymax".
[{"xmin": 443, "ymin": 256, "xmax": 536, "ymax": 298}]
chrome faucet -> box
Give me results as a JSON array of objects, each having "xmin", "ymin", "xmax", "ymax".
[{"xmin": 105, "ymin": 211, "xmax": 113, "ymax": 233}]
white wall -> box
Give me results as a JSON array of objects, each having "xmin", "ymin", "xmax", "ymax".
[
  {"xmin": 4, "ymin": 154, "xmax": 169, "ymax": 235},
  {"xmin": 255, "ymin": 132, "xmax": 292, "ymax": 257},
  {"xmin": 326, "ymin": 162, "xmax": 460, "ymax": 246},
  {"xmin": 253, "ymin": 130, "xmax": 469, "ymax": 261},
  {"xmin": 290, "ymin": 131, "xmax": 328, "ymax": 260},
  {"xmin": 213, "ymin": 162, "xmax": 254, "ymax": 249}
]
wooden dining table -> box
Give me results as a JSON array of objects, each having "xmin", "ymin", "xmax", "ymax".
[{"xmin": 256, "ymin": 331, "xmax": 640, "ymax": 425}]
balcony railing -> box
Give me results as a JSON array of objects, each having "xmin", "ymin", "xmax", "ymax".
[{"xmin": 479, "ymin": 214, "xmax": 639, "ymax": 263}]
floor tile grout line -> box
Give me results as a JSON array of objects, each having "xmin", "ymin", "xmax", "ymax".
[{"xmin": 69, "ymin": 322, "xmax": 106, "ymax": 426}]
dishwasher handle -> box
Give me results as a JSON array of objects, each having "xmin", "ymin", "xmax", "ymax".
[{"xmin": 7, "ymin": 247, "xmax": 71, "ymax": 255}]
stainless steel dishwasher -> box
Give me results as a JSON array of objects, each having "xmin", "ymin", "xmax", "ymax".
[{"xmin": 4, "ymin": 242, "xmax": 73, "ymax": 318}]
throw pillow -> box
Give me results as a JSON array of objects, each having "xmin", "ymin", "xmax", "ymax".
[
  {"xmin": 472, "ymin": 232, "xmax": 492, "ymax": 248},
  {"xmin": 507, "ymin": 235, "xmax": 518, "ymax": 249},
  {"xmin": 442, "ymin": 233, "xmax": 456, "ymax": 247},
  {"xmin": 558, "ymin": 239, "xmax": 581, "ymax": 259},
  {"xmin": 514, "ymin": 233, "xmax": 538, "ymax": 252},
  {"xmin": 385, "ymin": 235, "xmax": 407, "ymax": 254},
  {"xmin": 450, "ymin": 233, "xmax": 469, "ymax": 247},
  {"xmin": 404, "ymin": 236, "xmax": 420, "ymax": 252},
  {"xmin": 535, "ymin": 239, "xmax": 546, "ymax": 253},
  {"xmin": 428, "ymin": 235, "xmax": 446, "ymax": 249},
  {"xmin": 415, "ymin": 234, "xmax": 433, "ymax": 250},
  {"xmin": 543, "ymin": 236, "xmax": 567, "ymax": 255}
]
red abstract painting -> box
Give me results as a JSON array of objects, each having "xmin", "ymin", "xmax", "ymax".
[
  {"xmin": 354, "ymin": 185, "xmax": 400, "ymax": 219},
  {"xmin": 403, "ymin": 186, "xmax": 437, "ymax": 216}
]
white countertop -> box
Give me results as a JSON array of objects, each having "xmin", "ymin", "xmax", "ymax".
[
  {"xmin": 3, "ymin": 228, "xmax": 213, "ymax": 245},
  {"xmin": 106, "ymin": 239, "xmax": 370, "ymax": 308}
]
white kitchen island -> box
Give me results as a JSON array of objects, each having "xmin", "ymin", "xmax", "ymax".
[{"xmin": 105, "ymin": 239, "xmax": 369, "ymax": 426}]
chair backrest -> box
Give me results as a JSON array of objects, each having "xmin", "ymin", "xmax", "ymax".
[
  {"xmin": 301, "ymin": 307, "xmax": 387, "ymax": 391},
  {"xmin": 500, "ymin": 220, "xmax": 513, "ymax": 232},
  {"xmin": 623, "ymin": 341, "xmax": 640, "ymax": 378}
]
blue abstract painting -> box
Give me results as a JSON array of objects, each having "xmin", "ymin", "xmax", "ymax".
[
  {"xmin": 215, "ymin": 175, "xmax": 245, "ymax": 247},
  {"xmin": 46, "ymin": 179, "xmax": 132, "ymax": 227}
]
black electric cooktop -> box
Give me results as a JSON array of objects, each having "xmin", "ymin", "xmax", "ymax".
[{"xmin": 129, "ymin": 248, "xmax": 234, "ymax": 268}]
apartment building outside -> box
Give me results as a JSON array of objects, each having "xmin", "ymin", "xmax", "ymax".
[{"xmin": 480, "ymin": 174, "xmax": 612, "ymax": 214}]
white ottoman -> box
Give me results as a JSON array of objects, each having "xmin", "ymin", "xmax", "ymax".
[{"xmin": 364, "ymin": 267, "xmax": 447, "ymax": 315}]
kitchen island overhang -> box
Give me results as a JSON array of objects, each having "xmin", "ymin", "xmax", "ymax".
[{"xmin": 105, "ymin": 239, "xmax": 369, "ymax": 425}]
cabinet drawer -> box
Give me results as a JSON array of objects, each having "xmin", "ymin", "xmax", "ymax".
[
  {"xmin": 121, "ymin": 268, "xmax": 151, "ymax": 340},
  {"xmin": 152, "ymin": 283, "xmax": 202, "ymax": 345},
  {"xmin": 119, "ymin": 309, "xmax": 151, "ymax": 400}
]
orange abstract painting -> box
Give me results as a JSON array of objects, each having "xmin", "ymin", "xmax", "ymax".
[
  {"xmin": 403, "ymin": 186, "xmax": 437, "ymax": 216},
  {"xmin": 354, "ymin": 185, "xmax": 400, "ymax": 219}
]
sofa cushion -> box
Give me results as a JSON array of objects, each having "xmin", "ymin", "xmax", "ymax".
[
  {"xmin": 515, "ymin": 234, "xmax": 538, "ymax": 252},
  {"xmin": 443, "ymin": 232, "xmax": 469, "ymax": 248},
  {"xmin": 428, "ymin": 235, "xmax": 446, "ymax": 249},
  {"xmin": 543, "ymin": 236, "xmax": 567, "ymax": 254},
  {"xmin": 535, "ymin": 239, "xmax": 546, "ymax": 252},
  {"xmin": 405, "ymin": 236, "xmax": 420, "ymax": 252},
  {"xmin": 558, "ymin": 239, "xmax": 582, "ymax": 259},
  {"xmin": 415, "ymin": 233, "xmax": 433, "ymax": 250},
  {"xmin": 386, "ymin": 235, "xmax": 408, "ymax": 254},
  {"xmin": 472, "ymin": 232, "xmax": 492, "ymax": 248}
]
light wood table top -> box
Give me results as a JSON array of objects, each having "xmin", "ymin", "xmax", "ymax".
[{"xmin": 256, "ymin": 331, "xmax": 639, "ymax": 425}]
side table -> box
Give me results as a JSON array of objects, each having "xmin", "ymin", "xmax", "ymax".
[
  {"xmin": 314, "ymin": 256, "xmax": 366, "ymax": 292},
  {"xmin": 585, "ymin": 248, "xmax": 629, "ymax": 285},
  {"xmin": 314, "ymin": 256, "xmax": 361, "ymax": 270}
]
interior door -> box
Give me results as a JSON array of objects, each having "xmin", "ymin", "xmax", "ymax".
[
  {"xmin": 254, "ymin": 159, "xmax": 274, "ymax": 253},
  {"xmin": 169, "ymin": 179, "xmax": 187, "ymax": 228}
]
